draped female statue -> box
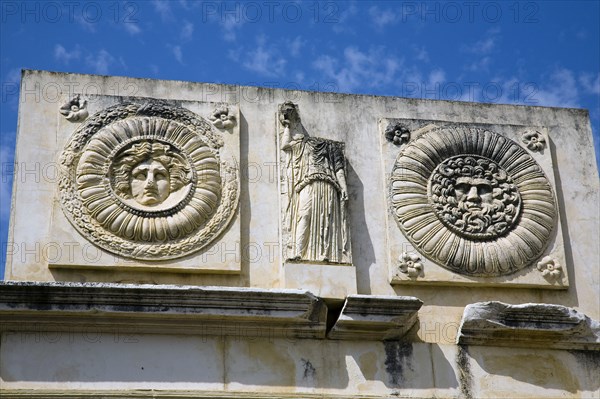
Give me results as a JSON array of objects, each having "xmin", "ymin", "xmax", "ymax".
[{"xmin": 279, "ymin": 102, "xmax": 351, "ymax": 264}]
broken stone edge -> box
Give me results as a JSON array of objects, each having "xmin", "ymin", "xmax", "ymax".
[
  {"xmin": 0, "ymin": 281, "xmax": 328, "ymax": 340},
  {"xmin": 457, "ymin": 301, "xmax": 600, "ymax": 351},
  {"xmin": 327, "ymin": 294, "xmax": 423, "ymax": 340}
]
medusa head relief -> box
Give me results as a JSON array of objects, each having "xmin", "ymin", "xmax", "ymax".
[
  {"xmin": 59, "ymin": 101, "xmax": 239, "ymax": 260},
  {"xmin": 111, "ymin": 141, "xmax": 193, "ymax": 210},
  {"xmin": 389, "ymin": 126, "xmax": 557, "ymax": 277}
]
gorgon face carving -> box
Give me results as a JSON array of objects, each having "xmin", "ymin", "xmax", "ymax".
[
  {"xmin": 112, "ymin": 141, "xmax": 191, "ymax": 207},
  {"xmin": 428, "ymin": 155, "xmax": 522, "ymax": 240},
  {"xmin": 131, "ymin": 160, "xmax": 170, "ymax": 205},
  {"xmin": 59, "ymin": 102, "xmax": 240, "ymax": 261},
  {"xmin": 389, "ymin": 126, "xmax": 556, "ymax": 277}
]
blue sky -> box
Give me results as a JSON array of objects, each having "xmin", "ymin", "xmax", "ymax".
[{"xmin": 1, "ymin": 0, "xmax": 599, "ymax": 277}]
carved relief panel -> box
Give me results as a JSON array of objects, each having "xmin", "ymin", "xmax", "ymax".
[
  {"xmin": 380, "ymin": 119, "xmax": 567, "ymax": 288},
  {"xmin": 50, "ymin": 97, "xmax": 241, "ymax": 273},
  {"xmin": 277, "ymin": 102, "xmax": 352, "ymax": 265}
]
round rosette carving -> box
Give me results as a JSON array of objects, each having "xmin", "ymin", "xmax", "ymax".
[
  {"xmin": 58, "ymin": 101, "xmax": 239, "ymax": 260},
  {"xmin": 389, "ymin": 126, "xmax": 557, "ymax": 277}
]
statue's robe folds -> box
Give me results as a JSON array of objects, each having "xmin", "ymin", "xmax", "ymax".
[{"xmin": 284, "ymin": 137, "xmax": 349, "ymax": 263}]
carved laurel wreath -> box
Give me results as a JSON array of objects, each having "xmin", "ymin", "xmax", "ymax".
[
  {"xmin": 58, "ymin": 101, "xmax": 239, "ymax": 260},
  {"xmin": 390, "ymin": 126, "xmax": 557, "ymax": 277}
]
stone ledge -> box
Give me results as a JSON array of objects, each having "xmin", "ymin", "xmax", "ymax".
[
  {"xmin": 0, "ymin": 389, "xmax": 397, "ymax": 399},
  {"xmin": 457, "ymin": 301, "xmax": 600, "ymax": 350},
  {"xmin": 0, "ymin": 282, "xmax": 328, "ymax": 339},
  {"xmin": 327, "ymin": 295, "xmax": 423, "ymax": 340}
]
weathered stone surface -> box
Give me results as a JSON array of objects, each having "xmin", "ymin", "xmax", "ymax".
[
  {"xmin": 382, "ymin": 119, "xmax": 567, "ymax": 288},
  {"xmin": 59, "ymin": 94, "xmax": 88, "ymax": 122},
  {"xmin": 6, "ymin": 71, "xmax": 598, "ymax": 313},
  {"xmin": 3, "ymin": 70, "xmax": 599, "ymax": 399},
  {"xmin": 328, "ymin": 295, "xmax": 422, "ymax": 340},
  {"xmin": 8, "ymin": 77, "xmax": 242, "ymax": 276},
  {"xmin": 284, "ymin": 262, "xmax": 357, "ymax": 301},
  {"xmin": 277, "ymin": 102, "xmax": 352, "ymax": 265},
  {"xmin": 0, "ymin": 391, "xmax": 410, "ymax": 399},
  {"xmin": 0, "ymin": 281, "xmax": 327, "ymax": 339},
  {"xmin": 457, "ymin": 301, "xmax": 600, "ymax": 350},
  {"xmin": 4, "ymin": 337, "xmax": 596, "ymax": 398},
  {"xmin": 57, "ymin": 100, "xmax": 239, "ymax": 262}
]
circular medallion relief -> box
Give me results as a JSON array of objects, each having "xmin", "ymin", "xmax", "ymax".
[
  {"xmin": 59, "ymin": 101, "xmax": 239, "ymax": 260},
  {"xmin": 390, "ymin": 126, "xmax": 556, "ymax": 277}
]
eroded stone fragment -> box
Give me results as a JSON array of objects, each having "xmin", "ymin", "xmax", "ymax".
[{"xmin": 458, "ymin": 301, "xmax": 600, "ymax": 350}]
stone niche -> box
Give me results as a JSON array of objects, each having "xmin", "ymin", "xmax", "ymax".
[
  {"xmin": 276, "ymin": 101, "xmax": 357, "ymax": 300},
  {"xmin": 8, "ymin": 91, "xmax": 241, "ymax": 276},
  {"xmin": 380, "ymin": 118, "xmax": 567, "ymax": 288}
]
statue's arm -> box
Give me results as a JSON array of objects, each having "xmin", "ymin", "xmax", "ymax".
[
  {"xmin": 281, "ymin": 124, "xmax": 293, "ymax": 151},
  {"xmin": 332, "ymin": 143, "xmax": 348, "ymax": 200},
  {"xmin": 336, "ymin": 169, "xmax": 348, "ymax": 201}
]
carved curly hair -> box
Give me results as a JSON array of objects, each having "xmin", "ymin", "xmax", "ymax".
[
  {"xmin": 112, "ymin": 141, "xmax": 191, "ymax": 199},
  {"xmin": 429, "ymin": 156, "xmax": 521, "ymax": 237}
]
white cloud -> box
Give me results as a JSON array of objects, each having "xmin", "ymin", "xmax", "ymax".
[
  {"xmin": 181, "ymin": 20, "xmax": 194, "ymax": 40},
  {"xmin": 289, "ymin": 36, "xmax": 305, "ymax": 57},
  {"xmin": 460, "ymin": 68, "xmax": 582, "ymax": 107},
  {"xmin": 428, "ymin": 69, "xmax": 446, "ymax": 87},
  {"xmin": 55, "ymin": 45, "xmax": 122, "ymax": 75},
  {"xmin": 171, "ymin": 45, "xmax": 184, "ymax": 64},
  {"xmin": 242, "ymin": 36, "xmax": 286, "ymax": 77},
  {"xmin": 414, "ymin": 46, "xmax": 429, "ymax": 62},
  {"xmin": 471, "ymin": 37, "xmax": 495, "ymax": 54},
  {"xmin": 54, "ymin": 44, "xmax": 81, "ymax": 64},
  {"xmin": 368, "ymin": 6, "xmax": 397, "ymax": 30},
  {"xmin": 460, "ymin": 28, "xmax": 500, "ymax": 74},
  {"xmin": 200, "ymin": 2, "xmax": 244, "ymax": 42},
  {"xmin": 75, "ymin": 14, "xmax": 97, "ymax": 33},
  {"xmin": 401, "ymin": 67, "xmax": 425, "ymax": 89},
  {"xmin": 530, "ymin": 68, "xmax": 580, "ymax": 108},
  {"xmin": 123, "ymin": 21, "xmax": 142, "ymax": 35},
  {"xmin": 293, "ymin": 71, "xmax": 305, "ymax": 84},
  {"xmin": 118, "ymin": 56, "xmax": 128, "ymax": 70},
  {"xmin": 445, "ymin": 65, "xmax": 599, "ymax": 108},
  {"xmin": 466, "ymin": 56, "xmax": 491, "ymax": 72},
  {"xmin": 313, "ymin": 46, "xmax": 400, "ymax": 92},
  {"xmin": 332, "ymin": 2, "xmax": 358, "ymax": 34},
  {"xmin": 227, "ymin": 47, "xmax": 242, "ymax": 63},
  {"xmin": 312, "ymin": 55, "xmax": 336, "ymax": 79},
  {"xmin": 178, "ymin": 0, "xmax": 199, "ymax": 10},
  {"xmin": 580, "ymin": 72, "xmax": 600, "ymax": 95},
  {"xmin": 462, "ymin": 28, "xmax": 500, "ymax": 55},
  {"xmin": 85, "ymin": 49, "xmax": 115, "ymax": 75},
  {"xmin": 221, "ymin": 13, "xmax": 244, "ymax": 42},
  {"xmin": 152, "ymin": 0, "xmax": 174, "ymax": 21}
]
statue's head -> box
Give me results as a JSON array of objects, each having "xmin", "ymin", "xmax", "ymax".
[
  {"xmin": 279, "ymin": 101, "xmax": 300, "ymax": 127},
  {"xmin": 429, "ymin": 156, "xmax": 521, "ymax": 239},
  {"xmin": 113, "ymin": 141, "xmax": 191, "ymax": 206}
]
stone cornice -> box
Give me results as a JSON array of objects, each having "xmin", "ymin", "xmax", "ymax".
[
  {"xmin": 0, "ymin": 282, "xmax": 328, "ymax": 339},
  {"xmin": 327, "ymin": 294, "xmax": 423, "ymax": 340},
  {"xmin": 0, "ymin": 389, "xmax": 401, "ymax": 399},
  {"xmin": 457, "ymin": 301, "xmax": 600, "ymax": 350}
]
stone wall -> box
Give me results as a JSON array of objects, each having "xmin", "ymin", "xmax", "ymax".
[{"xmin": 1, "ymin": 70, "xmax": 598, "ymax": 398}]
